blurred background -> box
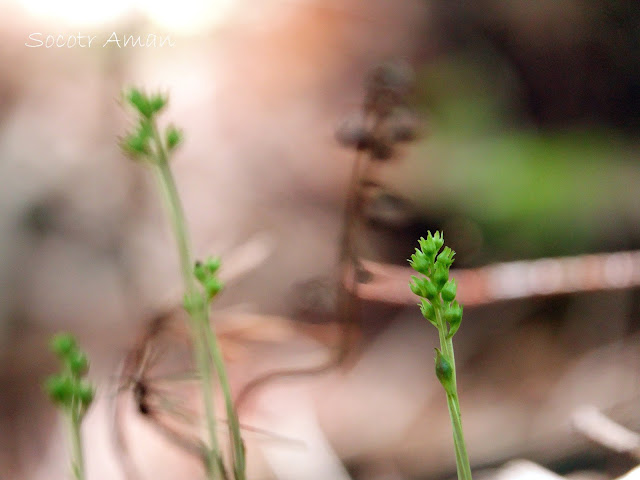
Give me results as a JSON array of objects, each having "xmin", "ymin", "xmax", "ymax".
[{"xmin": 0, "ymin": 0, "xmax": 639, "ymax": 479}]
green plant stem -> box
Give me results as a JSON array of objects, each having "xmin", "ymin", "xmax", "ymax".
[
  {"xmin": 447, "ymin": 393, "xmax": 472, "ymax": 480},
  {"xmin": 434, "ymin": 302, "xmax": 472, "ymax": 480},
  {"xmin": 69, "ymin": 411, "xmax": 85, "ymax": 480},
  {"xmin": 204, "ymin": 326, "xmax": 246, "ymax": 479},
  {"xmin": 150, "ymin": 122, "xmax": 225, "ymax": 480}
]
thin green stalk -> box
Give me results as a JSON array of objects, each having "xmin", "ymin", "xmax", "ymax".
[
  {"xmin": 150, "ymin": 122, "xmax": 224, "ymax": 480},
  {"xmin": 69, "ymin": 411, "xmax": 85, "ymax": 480},
  {"xmin": 122, "ymin": 89, "xmax": 246, "ymax": 479},
  {"xmin": 447, "ymin": 393, "xmax": 472, "ymax": 480},
  {"xmin": 152, "ymin": 125, "xmax": 196, "ymax": 294},
  {"xmin": 204, "ymin": 326, "xmax": 246, "ymax": 479},
  {"xmin": 434, "ymin": 303, "xmax": 471, "ymax": 480},
  {"xmin": 440, "ymin": 315, "xmax": 472, "ymax": 480}
]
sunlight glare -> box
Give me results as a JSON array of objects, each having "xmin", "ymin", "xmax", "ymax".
[{"xmin": 12, "ymin": 0, "xmax": 238, "ymax": 33}]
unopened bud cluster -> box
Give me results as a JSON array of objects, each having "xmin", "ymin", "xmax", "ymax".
[
  {"xmin": 183, "ymin": 257, "xmax": 224, "ymax": 315},
  {"xmin": 45, "ymin": 333, "xmax": 95, "ymax": 419},
  {"xmin": 194, "ymin": 257, "xmax": 224, "ymax": 301},
  {"xmin": 409, "ymin": 232, "xmax": 464, "ymax": 396},
  {"xmin": 121, "ymin": 88, "xmax": 182, "ymax": 161},
  {"xmin": 410, "ymin": 231, "xmax": 472, "ymax": 476},
  {"xmin": 409, "ymin": 231, "xmax": 463, "ymax": 339},
  {"xmin": 336, "ymin": 62, "xmax": 422, "ymax": 162}
]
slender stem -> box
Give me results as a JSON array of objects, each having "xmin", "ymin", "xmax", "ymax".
[
  {"xmin": 193, "ymin": 311, "xmax": 226, "ymax": 480},
  {"xmin": 444, "ymin": 395, "xmax": 464, "ymax": 476},
  {"xmin": 69, "ymin": 411, "xmax": 85, "ymax": 480},
  {"xmin": 150, "ymin": 122, "xmax": 224, "ymax": 480},
  {"xmin": 204, "ymin": 324, "xmax": 246, "ymax": 479},
  {"xmin": 152, "ymin": 130, "xmax": 196, "ymax": 294},
  {"xmin": 447, "ymin": 393, "xmax": 472, "ymax": 480},
  {"xmin": 434, "ymin": 300, "xmax": 472, "ymax": 480}
]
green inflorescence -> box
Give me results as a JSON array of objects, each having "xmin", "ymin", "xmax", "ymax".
[
  {"xmin": 45, "ymin": 333, "xmax": 95, "ymax": 480},
  {"xmin": 409, "ymin": 231, "xmax": 472, "ymax": 480}
]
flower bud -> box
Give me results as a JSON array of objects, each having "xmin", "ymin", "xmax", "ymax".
[
  {"xmin": 204, "ymin": 257, "xmax": 221, "ymax": 275},
  {"xmin": 432, "ymin": 263, "xmax": 449, "ymax": 290},
  {"xmin": 194, "ymin": 261, "xmax": 207, "ymax": 283},
  {"xmin": 435, "ymin": 348, "xmax": 455, "ymax": 396},
  {"xmin": 418, "ymin": 235, "xmax": 437, "ymax": 260},
  {"xmin": 441, "ymin": 279, "xmax": 457, "ymax": 303},
  {"xmin": 122, "ymin": 134, "xmax": 149, "ymax": 156},
  {"xmin": 125, "ymin": 88, "xmax": 153, "ymax": 118},
  {"xmin": 68, "ymin": 350, "xmax": 89, "ymax": 377},
  {"xmin": 409, "ymin": 250, "xmax": 430, "ymax": 275},
  {"xmin": 409, "ymin": 276, "xmax": 425, "ymax": 297},
  {"xmin": 76, "ymin": 381, "xmax": 95, "ymax": 409},
  {"xmin": 166, "ymin": 126, "xmax": 182, "ymax": 151},
  {"xmin": 431, "ymin": 231, "xmax": 445, "ymax": 253},
  {"xmin": 45, "ymin": 375, "xmax": 74, "ymax": 407},
  {"xmin": 424, "ymin": 279, "xmax": 439, "ymax": 301},
  {"xmin": 419, "ymin": 299, "xmax": 437, "ymax": 326},
  {"xmin": 445, "ymin": 301, "xmax": 463, "ymax": 338},
  {"xmin": 205, "ymin": 277, "xmax": 224, "ymax": 300},
  {"xmin": 149, "ymin": 94, "xmax": 168, "ymax": 114},
  {"xmin": 436, "ymin": 246, "xmax": 455, "ymax": 268},
  {"xmin": 50, "ymin": 333, "xmax": 76, "ymax": 358}
]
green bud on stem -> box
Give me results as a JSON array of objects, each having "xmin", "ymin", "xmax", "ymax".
[
  {"xmin": 68, "ymin": 350, "xmax": 89, "ymax": 377},
  {"xmin": 125, "ymin": 88, "xmax": 153, "ymax": 118},
  {"xmin": 409, "ymin": 250, "xmax": 430, "ymax": 275},
  {"xmin": 205, "ymin": 277, "xmax": 224, "ymax": 300},
  {"xmin": 50, "ymin": 333, "xmax": 77, "ymax": 358},
  {"xmin": 432, "ymin": 263, "xmax": 449, "ymax": 290},
  {"xmin": 435, "ymin": 348, "xmax": 456, "ymax": 396},
  {"xmin": 445, "ymin": 301, "xmax": 463, "ymax": 338},
  {"xmin": 419, "ymin": 299, "xmax": 437, "ymax": 326},
  {"xmin": 166, "ymin": 126, "xmax": 183, "ymax": 151},
  {"xmin": 441, "ymin": 279, "xmax": 457, "ymax": 303}
]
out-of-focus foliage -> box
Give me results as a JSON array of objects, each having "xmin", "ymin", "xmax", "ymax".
[
  {"xmin": 410, "ymin": 129, "xmax": 638, "ymax": 260},
  {"xmin": 401, "ymin": 26, "xmax": 640, "ymax": 262}
]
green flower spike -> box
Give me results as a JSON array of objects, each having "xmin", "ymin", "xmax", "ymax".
[
  {"xmin": 409, "ymin": 231, "xmax": 472, "ymax": 480},
  {"xmin": 45, "ymin": 333, "xmax": 94, "ymax": 480}
]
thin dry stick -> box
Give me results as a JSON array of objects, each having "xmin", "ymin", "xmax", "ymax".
[
  {"xmin": 353, "ymin": 250, "xmax": 640, "ymax": 307},
  {"xmin": 572, "ymin": 405, "xmax": 640, "ymax": 461},
  {"xmin": 233, "ymin": 61, "xmax": 416, "ymax": 410}
]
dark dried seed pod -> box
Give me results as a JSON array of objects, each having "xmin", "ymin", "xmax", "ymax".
[
  {"xmin": 388, "ymin": 108, "xmax": 421, "ymax": 142},
  {"xmin": 366, "ymin": 62, "xmax": 414, "ymax": 97},
  {"xmin": 364, "ymin": 90, "xmax": 399, "ymax": 119},
  {"xmin": 369, "ymin": 138, "xmax": 394, "ymax": 161},
  {"xmin": 363, "ymin": 191, "xmax": 415, "ymax": 228},
  {"xmin": 363, "ymin": 61, "xmax": 415, "ymax": 117},
  {"xmin": 335, "ymin": 114, "xmax": 373, "ymax": 150}
]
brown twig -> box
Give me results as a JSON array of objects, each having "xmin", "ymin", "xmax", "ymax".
[
  {"xmin": 234, "ymin": 61, "xmax": 418, "ymax": 411},
  {"xmin": 352, "ymin": 250, "xmax": 640, "ymax": 307}
]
